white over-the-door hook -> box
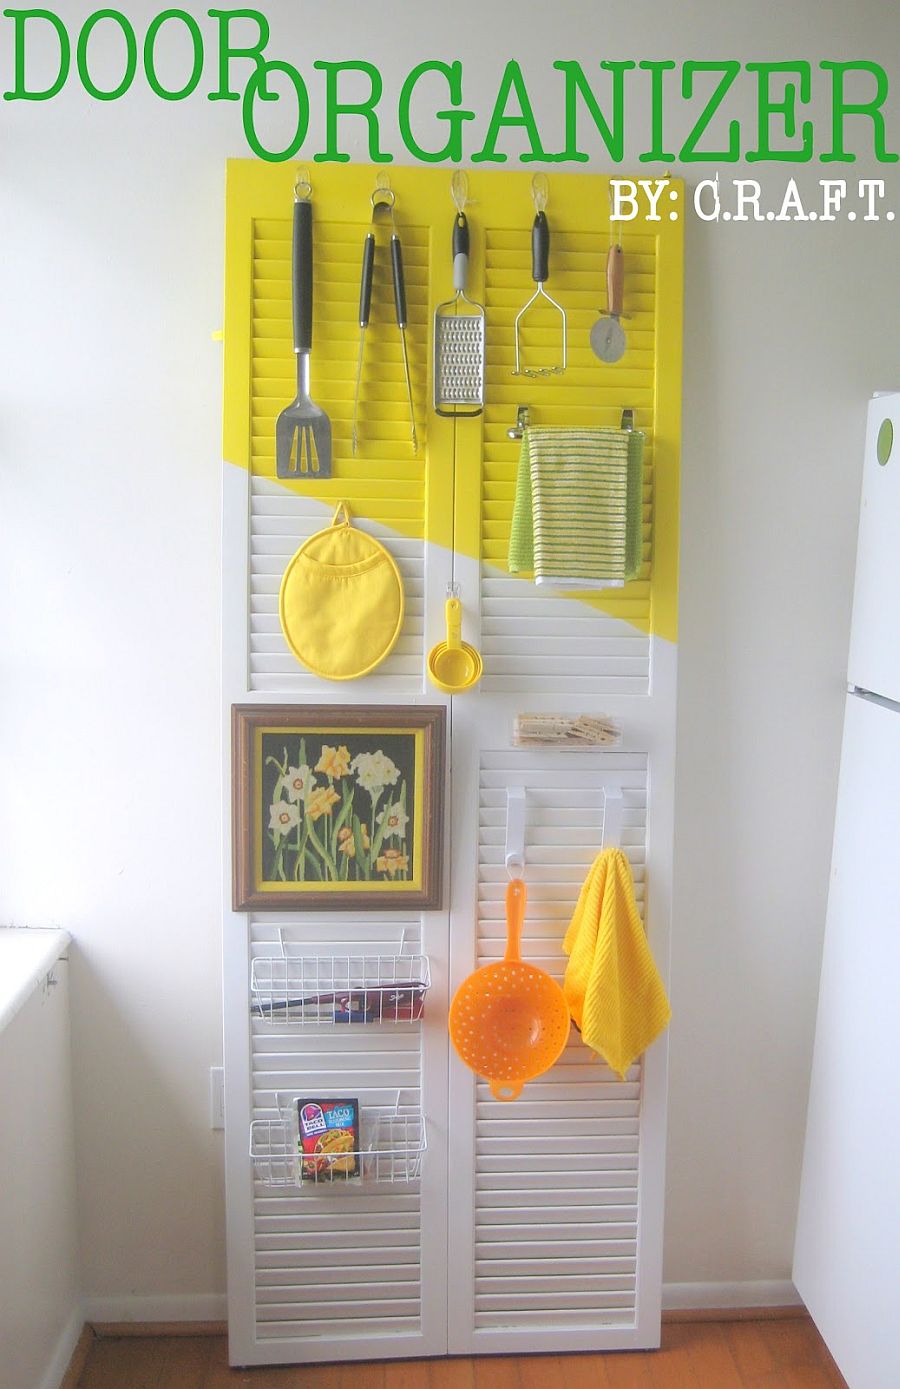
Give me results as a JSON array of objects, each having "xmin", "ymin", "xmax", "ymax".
[
  {"xmin": 603, "ymin": 787, "xmax": 624, "ymax": 849},
  {"xmin": 505, "ymin": 786, "xmax": 527, "ymax": 875}
]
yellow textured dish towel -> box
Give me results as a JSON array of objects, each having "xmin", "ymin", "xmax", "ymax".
[{"xmin": 562, "ymin": 848, "xmax": 671, "ymax": 1079}]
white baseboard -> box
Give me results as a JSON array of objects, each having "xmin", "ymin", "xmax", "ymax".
[
  {"xmin": 83, "ymin": 1293, "xmax": 228, "ymax": 1324},
  {"xmin": 663, "ymin": 1280, "xmax": 803, "ymax": 1311},
  {"xmin": 82, "ymin": 1284, "xmax": 801, "ymax": 1334},
  {"xmin": 40, "ymin": 1305, "xmax": 85, "ymax": 1389}
]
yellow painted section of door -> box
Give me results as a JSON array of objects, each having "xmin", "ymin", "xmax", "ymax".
[
  {"xmin": 450, "ymin": 171, "xmax": 682, "ymax": 642},
  {"xmin": 223, "ymin": 162, "xmax": 682, "ymax": 640}
]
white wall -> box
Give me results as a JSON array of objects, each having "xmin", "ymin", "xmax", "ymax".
[
  {"xmin": 2, "ymin": 0, "xmax": 899, "ymax": 1311},
  {"xmin": 0, "ymin": 961, "xmax": 81, "ymax": 1389}
]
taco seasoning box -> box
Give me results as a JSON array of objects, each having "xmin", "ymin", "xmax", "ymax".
[{"xmin": 297, "ymin": 1098, "xmax": 361, "ymax": 1181}]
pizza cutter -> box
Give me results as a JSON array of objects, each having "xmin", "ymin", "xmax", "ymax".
[{"xmin": 590, "ymin": 244, "xmax": 627, "ymax": 364}]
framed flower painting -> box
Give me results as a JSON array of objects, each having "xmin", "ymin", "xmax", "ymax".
[{"xmin": 231, "ymin": 705, "xmax": 446, "ymax": 911}]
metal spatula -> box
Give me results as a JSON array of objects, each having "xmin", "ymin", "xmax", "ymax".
[{"xmin": 276, "ymin": 195, "xmax": 332, "ymax": 478}]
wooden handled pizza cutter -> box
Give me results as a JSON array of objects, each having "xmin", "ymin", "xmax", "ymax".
[{"xmin": 590, "ymin": 244, "xmax": 628, "ymax": 364}]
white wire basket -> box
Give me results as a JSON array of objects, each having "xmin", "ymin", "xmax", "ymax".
[
  {"xmin": 250, "ymin": 1104, "xmax": 426, "ymax": 1188},
  {"xmin": 251, "ymin": 951, "xmax": 431, "ymax": 1025}
]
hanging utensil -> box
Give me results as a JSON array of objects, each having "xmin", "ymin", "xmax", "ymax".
[
  {"xmin": 590, "ymin": 244, "xmax": 628, "ymax": 364},
  {"xmin": 392, "ymin": 233, "xmax": 417, "ymax": 453},
  {"xmin": 449, "ymin": 878, "xmax": 570, "ymax": 1102},
  {"xmin": 513, "ymin": 175, "xmax": 566, "ymax": 378},
  {"xmin": 351, "ymin": 233, "xmax": 375, "ymax": 457},
  {"xmin": 434, "ymin": 175, "xmax": 485, "ymax": 417},
  {"xmin": 352, "ymin": 182, "xmax": 418, "ymax": 455},
  {"xmin": 275, "ymin": 176, "xmax": 332, "ymax": 478},
  {"xmin": 427, "ymin": 589, "xmax": 483, "ymax": 693}
]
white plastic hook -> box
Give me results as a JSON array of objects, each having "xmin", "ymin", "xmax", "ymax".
[
  {"xmin": 505, "ymin": 786, "xmax": 527, "ymax": 875},
  {"xmin": 603, "ymin": 786, "xmax": 623, "ymax": 849}
]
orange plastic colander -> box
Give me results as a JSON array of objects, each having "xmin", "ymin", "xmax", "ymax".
[{"xmin": 449, "ymin": 878, "xmax": 571, "ymax": 1101}]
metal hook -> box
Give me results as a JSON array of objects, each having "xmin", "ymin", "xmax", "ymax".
[
  {"xmin": 531, "ymin": 173, "xmax": 549, "ymax": 213},
  {"xmin": 507, "ymin": 404, "xmax": 530, "ymax": 441}
]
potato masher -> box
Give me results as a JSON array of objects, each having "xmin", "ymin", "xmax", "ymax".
[{"xmin": 513, "ymin": 176, "xmax": 566, "ymax": 377}]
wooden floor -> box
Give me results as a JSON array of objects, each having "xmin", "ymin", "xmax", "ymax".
[{"xmin": 73, "ymin": 1317, "xmax": 848, "ymax": 1388}]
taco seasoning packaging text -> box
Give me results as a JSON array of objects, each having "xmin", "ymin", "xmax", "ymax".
[{"xmin": 297, "ymin": 1098, "xmax": 361, "ymax": 1182}]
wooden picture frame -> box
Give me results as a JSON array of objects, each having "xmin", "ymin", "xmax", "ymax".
[{"xmin": 232, "ymin": 704, "xmax": 446, "ymax": 912}]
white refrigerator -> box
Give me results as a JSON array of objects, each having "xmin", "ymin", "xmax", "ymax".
[{"xmin": 794, "ymin": 392, "xmax": 900, "ymax": 1389}]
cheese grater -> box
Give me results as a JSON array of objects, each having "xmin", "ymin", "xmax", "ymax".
[{"xmin": 433, "ymin": 211, "xmax": 485, "ymax": 418}]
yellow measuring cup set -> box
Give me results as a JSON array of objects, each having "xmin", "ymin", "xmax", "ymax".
[{"xmin": 427, "ymin": 593, "xmax": 483, "ymax": 693}]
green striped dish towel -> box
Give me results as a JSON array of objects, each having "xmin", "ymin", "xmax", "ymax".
[{"xmin": 508, "ymin": 427, "xmax": 644, "ymax": 587}]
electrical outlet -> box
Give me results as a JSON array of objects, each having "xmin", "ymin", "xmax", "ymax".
[{"xmin": 209, "ymin": 1066, "xmax": 225, "ymax": 1130}]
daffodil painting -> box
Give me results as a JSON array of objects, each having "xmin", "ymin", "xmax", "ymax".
[
  {"xmin": 262, "ymin": 733, "xmax": 416, "ymax": 886},
  {"xmin": 232, "ymin": 706, "xmax": 445, "ymax": 912}
]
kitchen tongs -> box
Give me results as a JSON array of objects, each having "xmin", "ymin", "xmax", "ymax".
[
  {"xmin": 352, "ymin": 183, "xmax": 418, "ymax": 454},
  {"xmin": 513, "ymin": 175, "xmax": 567, "ymax": 378}
]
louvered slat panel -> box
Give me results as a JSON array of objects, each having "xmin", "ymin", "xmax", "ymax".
[
  {"xmin": 248, "ymin": 213, "xmax": 430, "ymax": 694},
  {"xmin": 473, "ymin": 751, "xmax": 647, "ymax": 1330},
  {"xmin": 256, "ymin": 1250, "xmax": 421, "ymax": 1270},
  {"xmin": 478, "ymin": 228, "xmax": 656, "ymax": 693},
  {"xmin": 250, "ymin": 913, "xmax": 425, "ymax": 1343}
]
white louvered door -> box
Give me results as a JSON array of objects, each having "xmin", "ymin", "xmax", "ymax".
[
  {"xmin": 224, "ymin": 460, "xmax": 451, "ymax": 1366},
  {"xmin": 446, "ymin": 674, "xmax": 674, "ymax": 1354},
  {"xmin": 463, "ymin": 750, "xmax": 647, "ymax": 1336},
  {"xmin": 222, "ymin": 163, "xmax": 454, "ymax": 1363},
  {"xmin": 248, "ymin": 914, "xmax": 441, "ymax": 1346},
  {"xmin": 444, "ymin": 171, "xmax": 679, "ymax": 1352},
  {"xmin": 223, "ymin": 162, "xmax": 681, "ymax": 1367}
]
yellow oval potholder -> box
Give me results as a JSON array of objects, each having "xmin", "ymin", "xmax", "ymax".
[{"xmin": 279, "ymin": 502, "xmax": 405, "ymax": 681}]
